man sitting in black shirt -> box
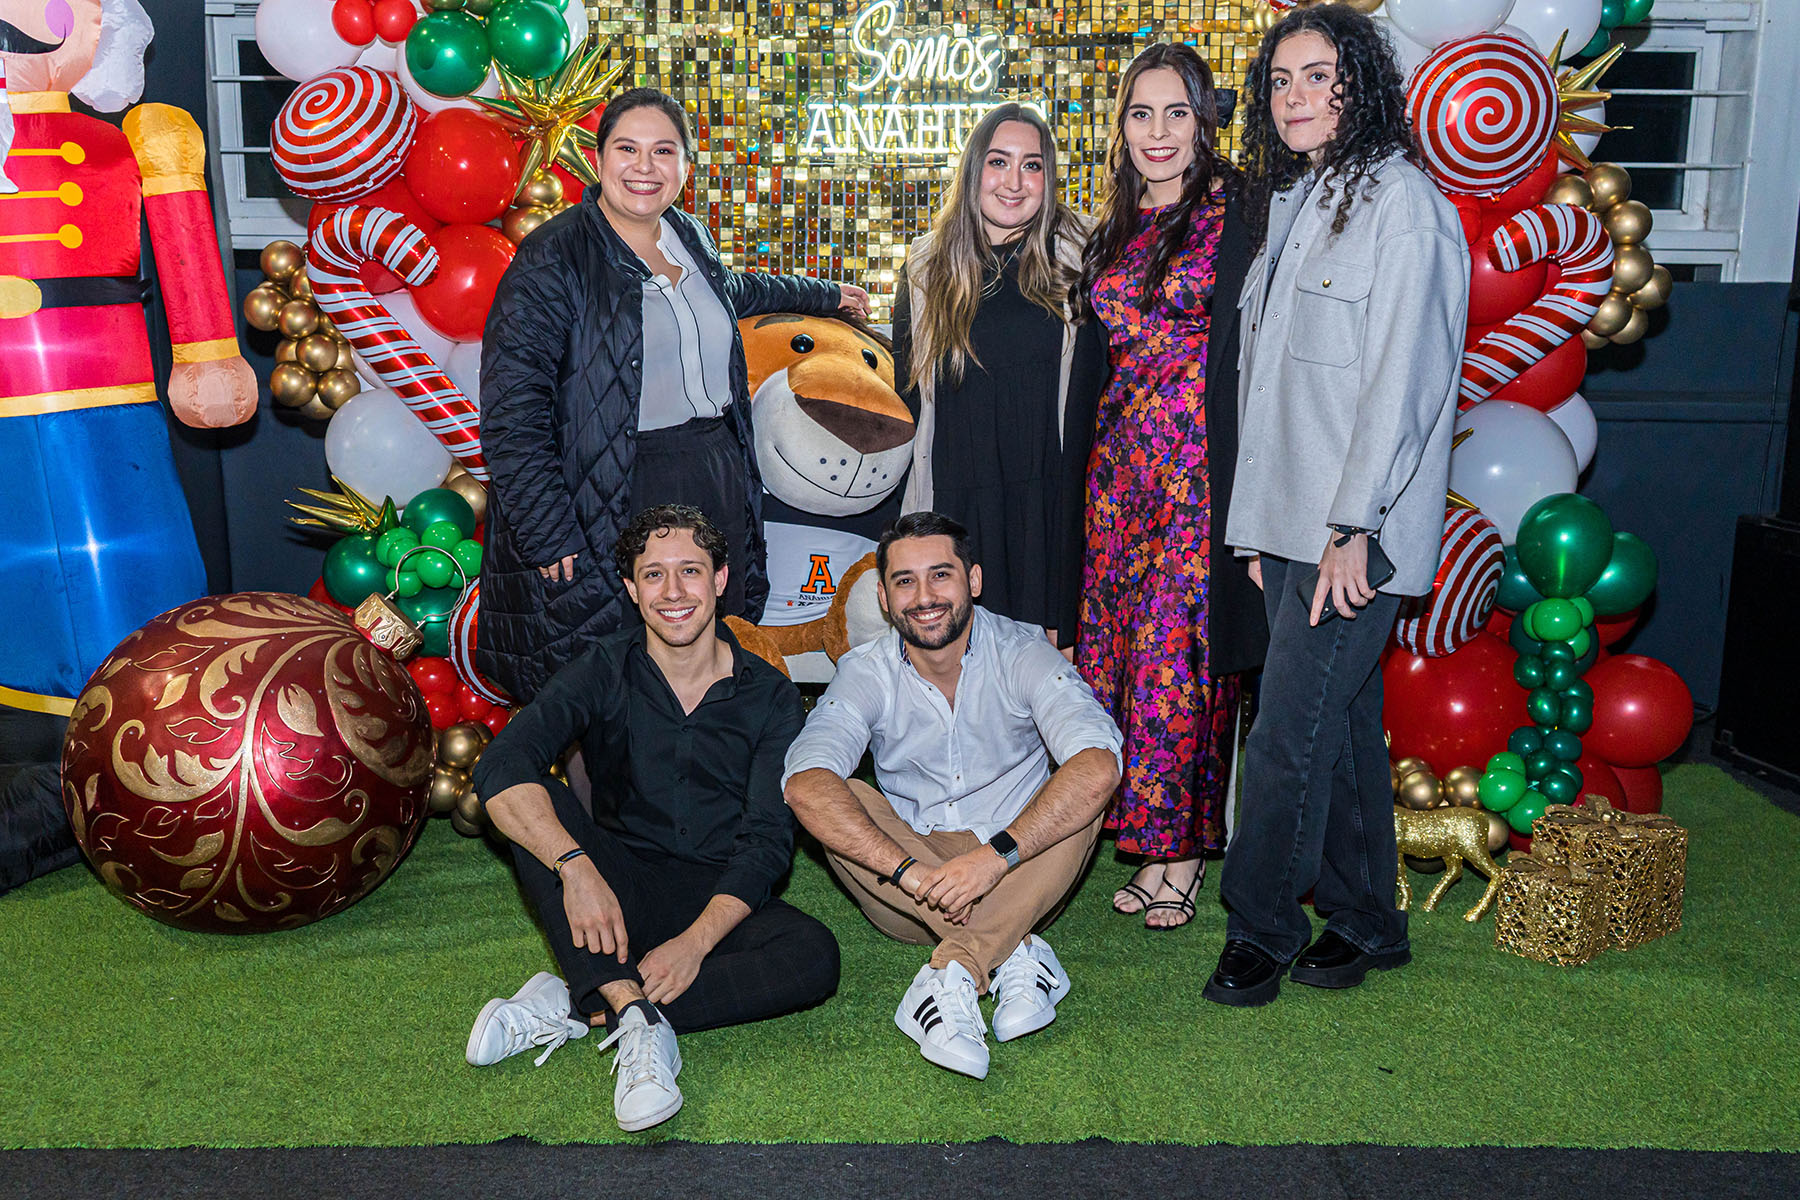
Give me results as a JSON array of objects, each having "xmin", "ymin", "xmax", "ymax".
[{"xmin": 468, "ymin": 504, "xmax": 839, "ymax": 1132}]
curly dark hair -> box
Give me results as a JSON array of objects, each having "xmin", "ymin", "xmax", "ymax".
[
  {"xmin": 1073, "ymin": 43, "xmax": 1237, "ymax": 322},
  {"xmin": 613, "ymin": 504, "xmax": 728, "ymax": 580},
  {"xmin": 1239, "ymin": 4, "xmax": 1417, "ymax": 253}
]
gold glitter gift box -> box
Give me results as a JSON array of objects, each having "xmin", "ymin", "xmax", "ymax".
[
  {"xmin": 1531, "ymin": 798, "xmax": 1688, "ymax": 950},
  {"xmin": 1493, "ymin": 854, "xmax": 1611, "ymax": 966}
]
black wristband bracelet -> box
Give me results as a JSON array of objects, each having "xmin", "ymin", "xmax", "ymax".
[{"xmin": 890, "ymin": 856, "xmax": 917, "ymax": 887}]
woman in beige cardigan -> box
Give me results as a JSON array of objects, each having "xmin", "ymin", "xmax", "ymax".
[{"xmin": 893, "ymin": 103, "xmax": 1107, "ymax": 652}]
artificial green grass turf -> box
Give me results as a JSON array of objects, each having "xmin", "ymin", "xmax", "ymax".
[{"xmin": 2, "ymin": 763, "xmax": 1795, "ymax": 1151}]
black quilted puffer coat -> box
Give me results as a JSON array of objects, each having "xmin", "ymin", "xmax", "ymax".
[{"xmin": 476, "ymin": 190, "xmax": 843, "ymax": 701}]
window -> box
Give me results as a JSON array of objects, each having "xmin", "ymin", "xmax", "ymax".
[{"xmin": 205, "ymin": 3, "xmax": 309, "ymax": 250}]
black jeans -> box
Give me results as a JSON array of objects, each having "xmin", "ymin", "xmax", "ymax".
[
  {"xmin": 514, "ymin": 777, "xmax": 840, "ymax": 1032},
  {"xmin": 1219, "ymin": 554, "xmax": 1409, "ymax": 962}
]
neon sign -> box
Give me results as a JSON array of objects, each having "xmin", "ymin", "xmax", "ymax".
[{"xmin": 801, "ymin": 0, "xmax": 1046, "ymax": 159}]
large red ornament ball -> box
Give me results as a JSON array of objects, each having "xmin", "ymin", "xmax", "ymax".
[
  {"xmin": 272, "ymin": 66, "xmax": 419, "ymax": 202},
  {"xmin": 1585, "ymin": 653, "xmax": 1695, "ymax": 768},
  {"xmin": 1382, "ymin": 632, "xmax": 1526, "ymax": 777},
  {"xmin": 60, "ymin": 594, "xmax": 434, "ymax": 934}
]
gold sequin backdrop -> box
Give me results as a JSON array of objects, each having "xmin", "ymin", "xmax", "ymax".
[{"xmin": 591, "ymin": 1, "xmax": 1260, "ymax": 317}]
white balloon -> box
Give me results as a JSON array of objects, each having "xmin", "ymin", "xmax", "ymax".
[
  {"xmin": 254, "ymin": 0, "xmax": 360, "ymax": 83},
  {"xmin": 444, "ymin": 340, "xmax": 486, "ymax": 413},
  {"xmin": 1377, "ymin": 17, "xmax": 1437, "ymax": 84},
  {"xmin": 324, "ymin": 388, "xmax": 453, "ymax": 504},
  {"xmin": 1546, "ymin": 392, "xmax": 1599, "ymax": 473},
  {"xmin": 359, "ymin": 290, "xmax": 459, "ymax": 377},
  {"xmin": 1505, "ymin": 0, "xmax": 1603, "ymax": 61},
  {"xmin": 1449, "ymin": 400, "xmax": 1579, "ymax": 542},
  {"xmin": 1385, "ymin": 0, "xmax": 1516, "ymax": 50},
  {"xmin": 563, "ymin": 0, "xmax": 591, "ymax": 50},
  {"xmin": 394, "ymin": 50, "xmax": 503, "ymax": 115},
  {"xmin": 354, "ymin": 42, "xmax": 398, "ymax": 74}
]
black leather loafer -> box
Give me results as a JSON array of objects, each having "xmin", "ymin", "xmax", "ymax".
[
  {"xmin": 1288, "ymin": 930, "xmax": 1411, "ymax": 989},
  {"xmin": 1200, "ymin": 939, "xmax": 1285, "ymax": 1008}
]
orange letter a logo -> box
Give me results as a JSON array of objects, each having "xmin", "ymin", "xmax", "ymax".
[{"xmin": 800, "ymin": 553, "xmax": 836, "ymax": 595}]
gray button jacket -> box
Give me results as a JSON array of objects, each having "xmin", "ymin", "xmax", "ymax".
[{"xmin": 1226, "ymin": 154, "xmax": 1469, "ymax": 596}]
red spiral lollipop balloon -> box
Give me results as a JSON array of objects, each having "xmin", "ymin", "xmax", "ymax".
[
  {"xmin": 1395, "ymin": 506, "xmax": 1506, "ymax": 658},
  {"xmin": 308, "ymin": 206, "xmax": 489, "ymax": 481},
  {"xmin": 1408, "ymin": 34, "xmax": 1557, "ymax": 196},
  {"xmin": 272, "ymin": 66, "xmax": 418, "ymax": 202}
]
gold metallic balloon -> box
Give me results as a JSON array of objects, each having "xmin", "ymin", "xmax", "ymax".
[
  {"xmin": 313, "ymin": 312, "xmax": 336, "ymax": 339},
  {"xmin": 1611, "ymin": 305, "xmax": 1650, "ymax": 345},
  {"xmin": 438, "ymin": 722, "xmax": 489, "ymax": 770},
  {"xmin": 1399, "ymin": 769, "xmax": 1441, "ymax": 811},
  {"xmin": 1588, "ymin": 292, "xmax": 1634, "ymax": 338},
  {"xmin": 316, "ymin": 368, "xmax": 361, "ymax": 409},
  {"xmin": 503, "ymin": 205, "xmax": 552, "ymax": 243},
  {"xmin": 449, "ymin": 809, "xmax": 484, "ymax": 837},
  {"xmin": 1391, "ymin": 757, "xmax": 1427, "ymax": 781},
  {"xmin": 1604, "ymin": 200, "xmax": 1652, "ymax": 246},
  {"xmin": 445, "ymin": 471, "xmax": 489, "ymax": 525},
  {"xmin": 1632, "ymin": 264, "xmax": 1673, "ymax": 311},
  {"xmin": 260, "ymin": 240, "xmax": 303, "ymax": 283},
  {"xmin": 297, "ymin": 397, "xmax": 336, "ymax": 422},
  {"xmin": 429, "ymin": 766, "xmax": 470, "ymax": 813},
  {"xmin": 1483, "ymin": 808, "xmax": 1511, "ymax": 855},
  {"xmin": 333, "ymin": 338, "xmax": 357, "ymax": 371},
  {"xmin": 523, "ymin": 169, "xmax": 565, "ymax": 208},
  {"xmin": 296, "ymin": 333, "xmax": 340, "ymax": 373},
  {"xmin": 269, "ymin": 362, "xmax": 318, "ymax": 407},
  {"xmin": 1581, "ymin": 329, "xmax": 1610, "ymax": 351},
  {"xmin": 244, "ymin": 284, "xmax": 286, "ymax": 332},
  {"xmin": 1543, "ymin": 175, "xmax": 1594, "ymax": 209},
  {"xmin": 274, "ymin": 339, "xmax": 299, "ymax": 364},
  {"xmin": 278, "ymin": 299, "xmax": 321, "ymax": 340},
  {"xmin": 1443, "ymin": 765, "xmax": 1483, "ymax": 808},
  {"xmin": 454, "ymin": 787, "xmax": 486, "ymax": 827},
  {"xmin": 1611, "ymin": 245, "xmax": 1655, "ymax": 295},
  {"xmin": 288, "ymin": 269, "xmax": 314, "ymax": 302},
  {"xmin": 1584, "ymin": 163, "xmax": 1631, "ymax": 211}
]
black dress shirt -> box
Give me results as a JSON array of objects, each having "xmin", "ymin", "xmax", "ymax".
[{"xmin": 472, "ymin": 622, "xmax": 804, "ymax": 910}]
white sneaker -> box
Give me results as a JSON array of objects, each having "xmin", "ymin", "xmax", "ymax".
[
  {"xmin": 465, "ymin": 971, "xmax": 589, "ymax": 1067},
  {"xmin": 894, "ymin": 960, "xmax": 990, "ymax": 1079},
  {"xmin": 596, "ymin": 1004, "xmax": 683, "ymax": 1132},
  {"xmin": 990, "ymin": 934, "xmax": 1071, "ymax": 1043}
]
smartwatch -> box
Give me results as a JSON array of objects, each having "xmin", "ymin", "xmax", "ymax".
[{"xmin": 987, "ymin": 830, "xmax": 1021, "ymax": 870}]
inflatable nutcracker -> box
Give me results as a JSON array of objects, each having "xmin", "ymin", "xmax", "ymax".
[{"xmin": 0, "ymin": 0, "xmax": 255, "ymax": 719}]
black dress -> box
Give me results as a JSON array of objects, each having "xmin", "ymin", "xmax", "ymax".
[{"xmin": 897, "ymin": 252, "xmax": 1108, "ymax": 642}]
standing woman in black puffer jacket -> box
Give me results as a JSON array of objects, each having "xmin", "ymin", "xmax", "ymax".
[{"xmin": 477, "ymin": 88, "xmax": 869, "ymax": 702}]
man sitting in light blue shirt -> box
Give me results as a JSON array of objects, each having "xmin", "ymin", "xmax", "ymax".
[{"xmin": 783, "ymin": 512, "xmax": 1122, "ymax": 1080}]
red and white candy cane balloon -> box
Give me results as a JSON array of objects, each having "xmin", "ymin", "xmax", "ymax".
[
  {"xmin": 1394, "ymin": 506, "xmax": 1506, "ymax": 658},
  {"xmin": 1409, "ymin": 33, "xmax": 1558, "ymax": 196},
  {"xmin": 308, "ymin": 206, "xmax": 489, "ymax": 482},
  {"xmin": 1460, "ymin": 203, "xmax": 1613, "ymax": 408},
  {"xmin": 448, "ymin": 582, "xmax": 509, "ymax": 707}
]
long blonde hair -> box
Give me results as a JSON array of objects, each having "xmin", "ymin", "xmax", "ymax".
[{"xmin": 909, "ymin": 104, "xmax": 1082, "ymax": 391}]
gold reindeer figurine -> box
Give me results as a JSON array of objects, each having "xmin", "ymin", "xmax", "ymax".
[{"xmin": 1393, "ymin": 805, "xmax": 1504, "ymax": 922}]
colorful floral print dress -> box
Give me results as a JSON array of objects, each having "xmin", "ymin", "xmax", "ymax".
[{"xmin": 1079, "ymin": 197, "xmax": 1241, "ymax": 859}]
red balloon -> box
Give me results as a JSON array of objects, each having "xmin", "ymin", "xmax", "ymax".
[
  {"xmin": 1585, "ymin": 654, "xmax": 1695, "ymax": 768},
  {"xmin": 333, "ymin": 0, "xmax": 375, "ymax": 45},
  {"xmin": 404, "ymin": 109, "xmax": 522, "ymax": 226},
  {"xmin": 371, "ymin": 0, "xmax": 418, "ymax": 42},
  {"xmin": 1382, "ymin": 633, "xmax": 1527, "ymax": 777},
  {"xmin": 1572, "ymin": 755, "xmax": 1625, "ymax": 807},
  {"xmin": 307, "ymin": 577, "xmax": 354, "ymax": 615},
  {"xmin": 1485, "ymin": 334, "xmax": 1586, "ymax": 412},
  {"xmin": 1478, "ymin": 149, "xmax": 1560, "ymax": 219},
  {"xmin": 1485, "ymin": 607, "xmax": 1515, "ymax": 639},
  {"xmin": 483, "ymin": 706, "xmax": 512, "ymax": 735},
  {"xmin": 1468, "ymin": 241, "xmax": 1550, "ymax": 328},
  {"xmin": 409, "ymin": 224, "xmax": 516, "ymax": 341},
  {"xmin": 1450, "ymin": 193, "xmax": 1484, "ymax": 247},
  {"xmin": 311, "ymin": 176, "xmax": 442, "ymax": 295},
  {"xmin": 1594, "ymin": 607, "xmax": 1640, "ymax": 648},
  {"xmin": 407, "ymin": 655, "xmax": 458, "ymax": 695},
  {"xmin": 426, "ymin": 692, "xmax": 460, "ymax": 730},
  {"xmin": 1611, "ymin": 763, "xmax": 1665, "ymax": 814},
  {"xmin": 1509, "ymin": 832, "xmax": 1534, "ymax": 855}
]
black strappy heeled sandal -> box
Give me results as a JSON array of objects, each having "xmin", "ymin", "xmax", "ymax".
[{"xmin": 1144, "ymin": 861, "xmax": 1205, "ymax": 931}]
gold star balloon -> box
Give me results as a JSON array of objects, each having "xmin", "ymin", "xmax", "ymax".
[
  {"xmin": 478, "ymin": 38, "xmax": 624, "ymax": 202},
  {"xmin": 1549, "ymin": 34, "xmax": 1627, "ymax": 172},
  {"xmin": 286, "ymin": 477, "xmax": 398, "ymax": 534}
]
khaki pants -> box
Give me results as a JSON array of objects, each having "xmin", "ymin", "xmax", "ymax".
[{"xmin": 826, "ymin": 781, "xmax": 1103, "ymax": 991}]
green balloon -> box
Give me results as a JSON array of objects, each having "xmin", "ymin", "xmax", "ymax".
[
  {"xmin": 1563, "ymin": 680, "xmax": 1594, "ymax": 706},
  {"xmin": 1587, "ymin": 532, "xmax": 1658, "ymax": 616},
  {"xmin": 1600, "ymin": 0, "xmax": 1625, "ymax": 27},
  {"xmin": 1540, "ymin": 639, "xmax": 1574, "ymax": 664},
  {"xmin": 422, "ymin": 520, "xmax": 463, "ymax": 550},
  {"xmin": 1514, "ymin": 655, "xmax": 1546, "ymax": 689},
  {"xmin": 1580, "ymin": 27, "xmax": 1612, "ymax": 57},
  {"xmin": 1559, "ymin": 697, "xmax": 1594, "ymax": 735},
  {"xmin": 1488, "ymin": 752, "xmax": 1527, "ymax": 777},
  {"xmin": 397, "ymin": 588, "xmax": 457, "ymax": 658},
  {"xmin": 1572, "ymin": 596, "xmax": 1595, "ymax": 626},
  {"xmin": 452, "ymin": 539, "xmax": 484, "ymax": 578},
  {"xmin": 465, "ymin": 0, "xmax": 498, "ymax": 13},
  {"xmin": 1525, "ymin": 750, "xmax": 1557, "ymax": 780},
  {"xmin": 405, "ymin": 12, "xmax": 492, "ymax": 99},
  {"xmin": 376, "ymin": 527, "xmax": 420, "ymax": 568},
  {"xmin": 1480, "ymin": 768, "xmax": 1527, "ymax": 812},
  {"xmin": 1496, "ymin": 545, "xmax": 1544, "ymax": 613},
  {"xmin": 1517, "ymin": 494, "xmax": 1615, "ymax": 599},
  {"xmin": 1623, "ymin": 0, "xmax": 1654, "ymax": 23},
  {"xmin": 1544, "ymin": 730, "xmax": 1583, "ymax": 762},
  {"xmin": 1527, "ymin": 686, "xmax": 1561, "ymax": 727},
  {"xmin": 1540, "ymin": 771, "xmax": 1580, "ymax": 804},
  {"xmin": 416, "ymin": 548, "xmax": 459, "ymax": 589},
  {"xmin": 403, "ymin": 487, "xmax": 478, "ymax": 540},
  {"xmin": 390, "ymin": 568, "xmax": 423, "ymax": 598},
  {"xmin": 1567, "ymin": 627, "xmax": 1593, "ymax": 661},
  {"xmin": 1532, "ymin": 598, "xmax": 1584, "ymax": 641},
  {"xmin": 1508, "ymin": 727, "xmax": 1544, "ymax": 759},
  {"xmin": 488, "ymin": 0, "xmax": 570, "ymax": 79},
  {"xmin": 1543, "ymin": 659, "xmax": 1577, "ymax": 691},
  {"xmin": 323, "ymin": 535, "xmax": 386, "ymax": 607},
  {"xmin": 1509, "ymin": 618, "xmax": 1545, "ymax": 658},
  {"xmin": 1507, "ymin": 791, "xmax": 1549, "ymax": 835}
]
